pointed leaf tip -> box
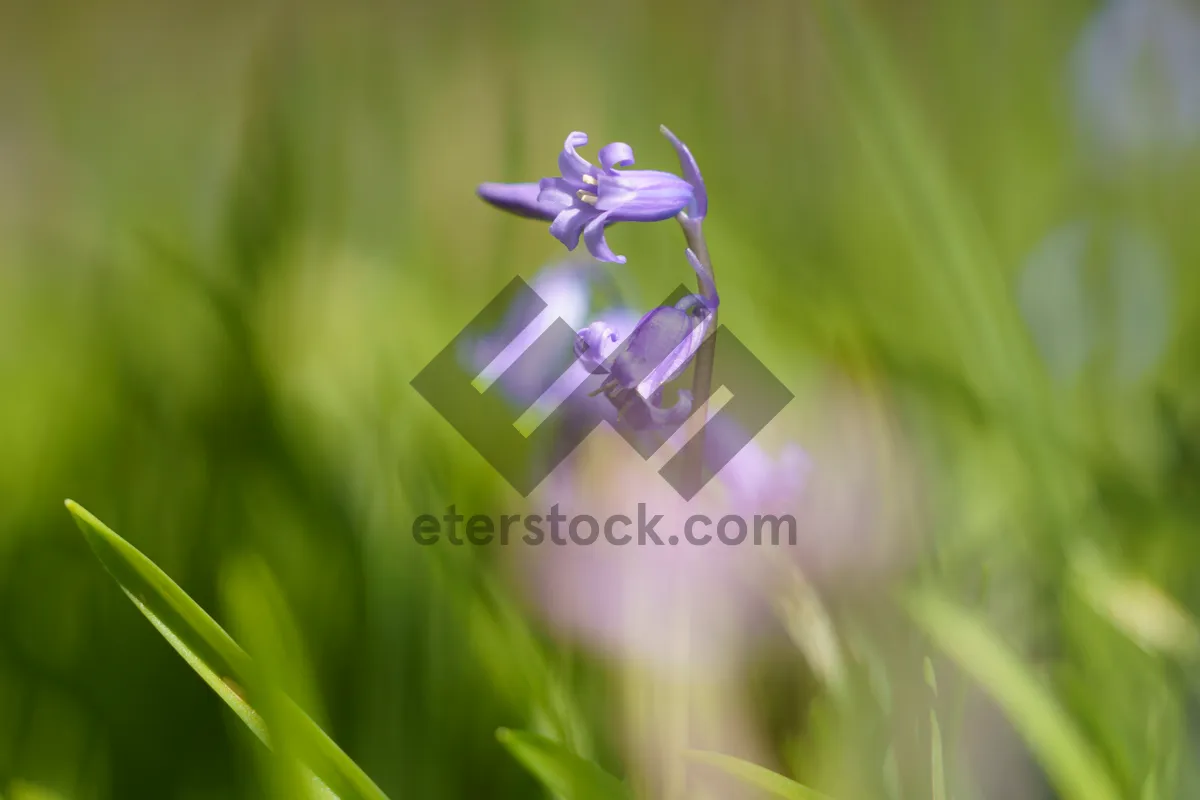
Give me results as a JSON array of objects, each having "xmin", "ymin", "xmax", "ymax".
[
  {"xmin": 686, "ymin": 751, "xmax": 834, "ymax": 800},
  {"xmin": 498, "ymin": 729, "xmax": 630, "ymax": 800},
  {"xmin": 64, "ymin": 501, "xmax": 391, "ymax": 800}
]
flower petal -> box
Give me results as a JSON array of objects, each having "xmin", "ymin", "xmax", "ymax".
[
  {"xmin": 660, "ymin": 125, "xmax": 707, "ymax": 220},
  {"xmin": 582, "ymin": 211, "xmax": 624, "ymax": 263},
  {"xmin": 598, "ymin": 142, "xmax": 636, "ymax": 173},
  {"xmin": 609, "ymin": 306, "xmax": 693, "ymax": 389},
  {"xmin": 550, "ymin": 207, "xmax": 592, "ymax": 250},
  {"xmin": 559, "ymin": 131, "xmax": 593, "ymax": 183},
  {"xmin": 537, "ymin": 177, "xmax": 578, "ymax": 211},
  {"xmin": 595, "ymin": 170, "xmax": 693, "ymax": 220},
  {"xmin": 635, "ymin": 306, "xmax": 713, "ymax": 399},
  {"xmin": 476, "ymin": 182, "xmax": 560, "ymax": 221},
  {"xmin": 574, "ymin": 321, "xmax": 621, "ymax": 371}
]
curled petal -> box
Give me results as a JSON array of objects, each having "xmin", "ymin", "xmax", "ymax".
[
  {"xmin": 598, "ymin": 142, "xmax": 636, "ymax": 173},
  {"xmin": 476, "ymin": 182, "xmax": 560, "ymax": 221},
  {"xmin": 559, "ymin": 131, "xmax": 593, "ymax": 183},
  {"xmin": 591, "ymin": 306, "xmax": 641, "ymax": 346},
  {"xmin": 550, "ymin": 207, "xmax": 592, "ymax": 250},
  {"xmin": 647, "ymin": 388, "xmax": 693, "ymax": 425},
  {"xmin": 674, "ymin": 294, "xmax": 713, "ymax": 322},
  {"xmin": 574, "ymin": 321, "xmax": 621, "ymax": 371},
  {"xmin": 582, "ymin": 210, "xmax": 623, "ymax": 263},
  {"xmin": 660, "ymin": 125, "xmax": 707, "ymax": 220}
]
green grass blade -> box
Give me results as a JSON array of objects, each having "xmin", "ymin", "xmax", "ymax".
[
  {"xmin": 925, "ymin": 658, "xmax": 947, "ymax": 800},
  {"xmin": 65, "ymin": 500, "xmax": 388, "ymax": 800},
  {"xmin": 496, "ymin": 728, "xmax": 631, "ymax": 800},
  {"xmin": 811, "ymin": 0, "xmax": 1031, "ymax": 389},
  {"xmin": 685, "ymin": 751, "xmax": 833, "ymax": 800},
  {"xmin": 905, "ymin": 589, "xmax": 1123, "ymax": 800}
]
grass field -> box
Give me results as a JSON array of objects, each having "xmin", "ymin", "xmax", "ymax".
[{"xmin": 1, "ymin": 0, "xmax": 1199, "ymax": 797}]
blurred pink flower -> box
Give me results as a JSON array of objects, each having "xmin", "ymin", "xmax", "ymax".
[
  {"xmin": 518, "ymin": 421, "xmax": 808, "ymax": 800},
  {"xmin": 523, "ymin": 426, "xmax": 809, "ymax": 671},
  {"xmin": 515, "ymin": 373, "xmax": 920, "ymax": 669}
]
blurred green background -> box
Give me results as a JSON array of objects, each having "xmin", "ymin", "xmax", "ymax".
[{"xmin": 2, "ymin": 0, "xmax": 1200, "ymax": 797}]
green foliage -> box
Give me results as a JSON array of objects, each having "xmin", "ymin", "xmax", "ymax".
[
  {"xmin": 686, "ymin": 751, "xmax": 833, "ymax": 800},
  {"xmin": 906, "ymin": 589, "xmax": 1123, "ymax": 800},
  {"xmin": 66, "ymin": 501, "xmax": 388, "ymax": 800},
  {"xmin": 496, "ymin": 729, "xmax": 630, "ymax": 800},
  {"xmin": 1, "ymin": 0, "xmax": 1198, "ymax": 795}
]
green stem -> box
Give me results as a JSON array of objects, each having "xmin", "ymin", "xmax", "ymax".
[{"xmin": 679, "ymin": 215, "xmax": 718, "ymax": 491}]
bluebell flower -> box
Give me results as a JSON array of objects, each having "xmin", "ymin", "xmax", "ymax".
[
  {"xmin": 477, "ymin": 127, "xmax": 707, "ymax": 263},
  {"xmin": 575, "ymin": 249, "xmax": 718, "ymax": 427}
]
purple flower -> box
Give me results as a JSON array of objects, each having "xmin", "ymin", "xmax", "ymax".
[
  {"xmin": 477, "ymin": 127, "xmax": 707, "ymax": 264},
  {"xmin": 658, "ymin": 124, "xmax": 707, "ymax": 221},
  {"xmin": 575, "ymin": 249, "xmax": 718, "ymax": 427},
  {"xmin": 473, "ymin": 182, "xmax": 561, "ymax": 221}
]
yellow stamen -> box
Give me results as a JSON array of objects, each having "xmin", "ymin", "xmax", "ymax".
[
  {"xmin": 581, "ymin": 174, "xmax": 598, "ymax": 186},
  {"xmin": 577, "ymin": 191, "xmax": 599, "ymax": 205}
]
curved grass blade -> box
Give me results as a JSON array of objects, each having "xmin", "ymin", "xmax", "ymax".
[
  {"xmin": 905, "ymin": 589, "xmax": 1123, "ymax": 800},
  {"xmin": 686, "ymin": 751, "xmax": 833, "ymax": 800},
  {"xmin": 65, "ymin": 500, "xmax": 388, "ymax": 800},
  {"xmin": 496, "ymin": 728, "xmax": 631, "ymax": 800}
]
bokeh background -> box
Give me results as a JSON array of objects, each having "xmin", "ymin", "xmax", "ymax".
[{"xmin": 2, "ymin": 0, "xmax": 1200, "ymax": 797}]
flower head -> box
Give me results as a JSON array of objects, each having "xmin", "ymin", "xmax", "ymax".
[
  {"xmin": 574, "ymin": 249, "xmax": 718, "ymax": 427},
  {"xmin": 477, "ymin": 127, "xmax": 707, "ymax": 263}
]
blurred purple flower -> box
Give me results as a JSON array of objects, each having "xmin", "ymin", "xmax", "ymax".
[
  {"xmin": 477, "ymin": 127, "xmax": 707, "ymax": 263},
  {"xmin": 517, "ymin": 376, "xmax": 927, "ymax": 672},
  {"xmin": 461, "ymin": 261, "xmax": 636, "ymax": 416},
  {"xmin": 1073, "ymin": 0, "xmax": 1200, "ymax": 161},
  {"xmin": 524, "ymin": 417, "xmax": 810, "ymax": 671}
]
